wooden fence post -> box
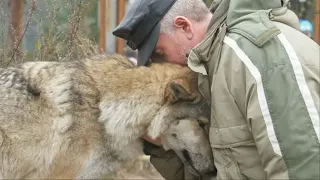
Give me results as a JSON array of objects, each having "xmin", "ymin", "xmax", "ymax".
[
  {"xmin": 8, "ymin": 0, "xmax": 25, "ymax": 49},
  {"xmin": 99, "ymin": 0, "xmax": 106, "ymax": 53},
  {"xmin": 116, "ymin": 0, "xmax": 125, "ymax": 54}
]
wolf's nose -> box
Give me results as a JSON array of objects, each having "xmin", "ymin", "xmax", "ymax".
[{"xmin": 204, "ymin": 167, "xmax": 217, "ymax": 176}]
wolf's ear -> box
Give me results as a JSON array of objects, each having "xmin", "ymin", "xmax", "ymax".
[{"xmin": 167, "ymin": 80, "xmax": 194, "ymax": 104}]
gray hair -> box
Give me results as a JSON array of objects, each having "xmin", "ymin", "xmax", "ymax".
[{"xmin": 160, "ymin": 0, "xmax": 211, "ymax": 35}]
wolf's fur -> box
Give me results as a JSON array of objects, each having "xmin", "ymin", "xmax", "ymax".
[{"xmin": 0, "ymin": 54, "xmax": 214, "ymax": 179}]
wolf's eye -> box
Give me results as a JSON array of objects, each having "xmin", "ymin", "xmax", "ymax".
[{"xmin": 172, "ymin": 133, "xmax": 177, "ymax": 138}]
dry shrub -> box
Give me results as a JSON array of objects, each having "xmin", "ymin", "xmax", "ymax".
[{"xmin": 0, "ymin": 0, "xmax": 99, "ymax": 68}]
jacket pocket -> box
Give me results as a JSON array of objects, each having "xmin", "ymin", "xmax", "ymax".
[
  {"xmin": 209, "ymin": 125, "xmax": 254, "ymax": 180},
  {"xmin": 209, "ymin": 125, "xmax": 253, "ymax": 148},
  {"xmin": 220, "ymin": 149, "xmax": 244, "ymax": 180}
]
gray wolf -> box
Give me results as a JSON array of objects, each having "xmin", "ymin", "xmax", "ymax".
[{"xmin": 0, "ymin": 54, "xmax": 214, "ymax": 179}]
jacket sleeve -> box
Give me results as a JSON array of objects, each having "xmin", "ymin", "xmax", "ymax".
[
  {"xmin": 143, "ymin": 140, "xmax": 201, "ymax": 180},
  {"xmin": 245, "ymin": 80, "xmax": 290, "ymax": 179}
]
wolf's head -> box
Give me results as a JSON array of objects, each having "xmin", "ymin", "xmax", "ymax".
[
  {"xmin": 147, "ymin": 69, "xmax": 209, "ymax": 139},
  {"xmin": 144, "ymin": 65, "xmax": 215, "ymax": 175},
  {"xmin": 161, "ymin": 118, "xmax": 216, "ymax": 176}
]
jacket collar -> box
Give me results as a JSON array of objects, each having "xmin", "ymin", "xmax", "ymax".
[
  {"xmin": 187, "ymin": 0, "xmax": 229, "ymax": 76},
  {"xmin": 187, "ymin": 0, "xmax": 289, "ymax": 75}
]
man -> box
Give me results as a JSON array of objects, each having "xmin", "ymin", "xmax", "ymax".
[{"xmin": 113, "ymin": 0, "xmax": 320, "ymax": 179}]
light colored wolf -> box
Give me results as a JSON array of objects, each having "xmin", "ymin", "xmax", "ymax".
[{"xmin": 0, "ymin": 54, "xmax": 215, "ymax": 179}]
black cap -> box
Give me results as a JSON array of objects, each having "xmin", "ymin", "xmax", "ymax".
[{"xmin": 113, "ymin": 0, "xmax": 176, "ymax": 66}]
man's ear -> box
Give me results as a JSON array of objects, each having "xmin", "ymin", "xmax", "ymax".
[
  {"xmin": 166, "ymin": 80, "xmax": 195, "ymax": 104},
  {"xmin": 173, "ymin": 16, "xmax": 194, "ymax": 40}
]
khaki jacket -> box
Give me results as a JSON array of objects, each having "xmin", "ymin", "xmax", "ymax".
[{"xmin": 147, "ymin": 0, "xmax": 320, "ymax": 179}]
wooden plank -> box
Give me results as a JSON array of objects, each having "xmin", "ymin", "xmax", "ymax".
[{"xmin": 116, "ymin": 0, "xmax": 125, "ymax": 54}]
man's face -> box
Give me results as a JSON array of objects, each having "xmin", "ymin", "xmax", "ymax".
[
  {"xmin": 151, "ymin": 17, "xmax": 202, "ymax": 65},
  {"xmin": 152, "ymin": 32, "xmax": 190, "ymax": 65}
]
